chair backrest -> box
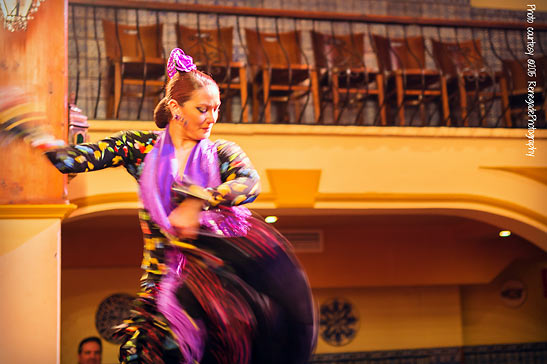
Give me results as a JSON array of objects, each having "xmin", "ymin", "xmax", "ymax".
[
  {"xmin": 432, "ymin": 39, "xmax": 484, "ymax": 76},
  {"xmin": 244, "ymin": 29, "xmax": 303, "ymax": 66},
  {"xmin": 176, "ymin": 25, "xmax": 233, "ymax": 66},
  {"xmin": 502, "ymin": 56, "xmax": 546, "ymax": 93},
  {"xmin": 311, "ymin": 31, "xmax": 365, "ymax": 69},
  {"xmin": 102, "ymin": 20, "xmax": 163, "ymax": 61},
  {"xmin": 372, "ymin": 34, "xmax": 426, "ymax": 72}
]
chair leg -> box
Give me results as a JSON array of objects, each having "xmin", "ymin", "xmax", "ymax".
[
  {"xmin": 106, "ymin": 78, "xmax": 114, "ymax": 119},
  {"xmin": 458, "ymin": 76, "xmax": 468, "ymax": 127},
  {"xmin": 440, "ymin": 75, "xmax": 451, "ymax": 126},
  {"xmin": 478, "ymin": 94, "xmax": 487, "ymax": 127},
  {"xmin": 262, "ymin": 69, "xmax": 271, "ymax": 123},
  {"xmin": 419, "ymin": 97, "xmax": 426, "ymax": 125},
  {"xmin": 356, "ymin": 95, "xmax": 366, "ymax": 125},
  {"xmin": 239, "ymin": 66, "xmax": 248, "ymax": 123},
  {"xmin": 310, "ymin": 68, "xmax": 321, "ymax": 124},
  {"xmin": 499, "ymin": 76, "xmax": 511, "ymax": 127},
  {"xmin": 251, "ymin": 77, "xmax": 260, "ymax": 123},
  {"xmin": 114, "ymin": 62, "xmax": 122, "ymax": 119},
  {"xmin": 293, "ymin": 98, "xmax": 302, "ymax": 123},
  {"xmin": 332, "ymin": 72, "xmax": 340, "ymax": 122},
  {"xmin": 376, "ymin": 73, "xmax": 387, "ymax": 126},
  {"xmin": 106, "ymin": 96, "xmax": 114, "ymax": 119},
  {"xmin": 395, "ymin": 73, "xmax": 405, "ymax": 126}
]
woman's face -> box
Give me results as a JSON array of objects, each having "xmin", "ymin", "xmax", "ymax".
[{"xmin": 177, "ymin": 84, "xmax": 221, "ymax": 141}]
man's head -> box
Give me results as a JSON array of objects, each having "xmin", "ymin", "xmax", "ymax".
[{"xmin": 78, "ymin": 336, "xmax": 102, "ymax": 364}]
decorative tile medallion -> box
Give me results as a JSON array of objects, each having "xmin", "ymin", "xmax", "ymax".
[
  {"xmin": 319, "ymin": 297, "xmax": 359, "ymax": 346},
  {"xmin": 95, "ymin": 293, "xmax": 135, "ymax": 343}
]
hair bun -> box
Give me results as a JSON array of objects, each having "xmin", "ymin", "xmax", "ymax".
[{"xmin": 153, "ymin": 97, "xmax": 171, "ymax": 129}]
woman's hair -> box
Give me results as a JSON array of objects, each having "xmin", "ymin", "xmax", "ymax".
[{"xmin": 153, "ymin": 70, "xmax": 218, "ymax": 128}]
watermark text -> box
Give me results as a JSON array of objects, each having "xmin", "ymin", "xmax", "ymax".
[{"xmin": 525, "ymin": 4, "xmax": 536, "ymax": 157}]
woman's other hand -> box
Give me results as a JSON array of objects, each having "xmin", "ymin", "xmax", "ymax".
[{"xmin": 168, "ymin": 197, "xmax": 204, "ymax": 240}]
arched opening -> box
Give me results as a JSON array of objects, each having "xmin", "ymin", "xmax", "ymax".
[{"xmin": 60, "ymin": 207, "xmax": 546, "ymax": 362}]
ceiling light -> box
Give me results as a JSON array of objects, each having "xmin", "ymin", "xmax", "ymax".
[
  {"xmin": 499, "ymin": 230, "xmax": 511, "ymax": 237},
  {"xmin": 1, "ymin": 0, "xmax": 46, "ymax": 32},
  {"xmin": 265, "ymin": 216, "xmax": 278, "ymax": 224}
]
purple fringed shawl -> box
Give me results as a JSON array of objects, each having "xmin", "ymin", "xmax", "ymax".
[
  {"xmin": 139, "ymin": 130, "xmax": 251, "ymax": 238},
  {"xmin": 139, "ymin": 130, "xmax": 221, "ymax": 237},
  {"xmin": 138, "ymin": 130, "xmax": 250, "ymax": 363}
]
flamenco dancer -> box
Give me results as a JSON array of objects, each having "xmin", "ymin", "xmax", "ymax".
[{"xmin": 0, "ymin": 48, "xmax": 317, "ymax": 364}]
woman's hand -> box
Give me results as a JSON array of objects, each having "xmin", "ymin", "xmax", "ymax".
[{"xmin": 168, "ymin": 197, "xmax": 204, "ymax": 240}]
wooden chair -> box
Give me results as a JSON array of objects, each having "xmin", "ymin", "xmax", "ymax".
[
  {"xmin": 311, "ymin": 31, "xmax": 386, "ymax": 125},
  {"xmin": 432, "ymin": 39, "xmax": 506, "ymax": 126},
  {"xmin": 176, "ymin": 25, "xmax": 248, "ymax": 122},
  {"xmin": 102, "ymin": 20, "xmax": 165, "ymax": 119},
  {"xmin": 244, "ymin": 28, "xmax": 320, "ymax": 123},
  {"xmin": 372, "ymin": 34, "xmax": 450, "ymax": 126},
  {"xmin": 500, "ymin": 56, "xmax": 546, "ymax": 127}
]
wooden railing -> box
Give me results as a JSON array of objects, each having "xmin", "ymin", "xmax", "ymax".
[{"xmin": 68, "ymin": 0, "xmax": 547, "ymax": 128}]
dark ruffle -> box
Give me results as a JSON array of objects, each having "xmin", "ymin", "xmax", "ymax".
[
  {"xmin": 117, "ymin": 213, "xmax": 316, "ymax": 364},
  {"xmin": 115, "ymin": 297, "xmax": 183, "ymax": 364}
]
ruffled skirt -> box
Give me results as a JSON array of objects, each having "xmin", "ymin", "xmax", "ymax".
[{"xmin": 116, "ymin": 212, "xmax": 317, "ymax": 364}]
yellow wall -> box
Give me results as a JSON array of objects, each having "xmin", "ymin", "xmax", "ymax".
[
  {"xmin": 61, "ymin": 267, "xmax": 142, "ymax": 364},
  {"xmin": 313, "ymin": 285, "xmax": 463, "ymax": 353},
  {"xmin": 462, "ymin": 259, "xmax": 547, "ymax": 345},
  {"xmin": 0, "ymin": 218, "xmax": 61, "ymax": 363}
]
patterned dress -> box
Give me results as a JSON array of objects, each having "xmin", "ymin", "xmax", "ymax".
[{"xmin": 44, "ymin": 130, "xmax": 316, "ymax": 364}]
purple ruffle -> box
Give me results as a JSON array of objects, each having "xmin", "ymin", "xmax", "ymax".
[{"xmin": 156, "ymin": 249, "xmax": 205, "ymax": 362}]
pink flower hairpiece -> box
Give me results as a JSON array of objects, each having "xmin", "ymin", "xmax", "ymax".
[{"xmin": 167, "ymin": 48, "xmax": 197, "ymax": 78}]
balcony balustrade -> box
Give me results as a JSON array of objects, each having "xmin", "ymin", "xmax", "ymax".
[{"xmin": 69, "ymin": 0, "xmax": 546, "ymax": 128}]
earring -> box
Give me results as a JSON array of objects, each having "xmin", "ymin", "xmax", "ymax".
[{"xmin": 174, "ymin": 114, "xmax": 180, "ymax": 120}]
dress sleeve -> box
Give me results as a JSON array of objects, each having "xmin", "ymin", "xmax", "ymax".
[
  {"xmin": 172, "ymin": 139, "xmax": 261, "ymax": 207},
  {"xmin": 44, "ymin": 130, "xmax": 157, "ymax": 174}
]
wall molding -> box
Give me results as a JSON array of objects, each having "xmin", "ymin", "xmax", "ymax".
[
  {"xmin": 70, "ymin": 192, "xmax": 139, "ymax": 209},
  {"xmin": 0, "ymin": 204, "xmax": 77, "ymax": 219},
  {"xmin": 65, "ymin": 191, "xmax": 546, "ymax": 230},
  {"xmin": 88, "ymin": 120, "xmax": 547, "ymax": 140},
  {"xmin": 315, "ymin": 192, "xmax": 547, "ymax": 226},
  {"xmin": 480, "ymin": 166, "xmax": 547, "ymax": 186}
]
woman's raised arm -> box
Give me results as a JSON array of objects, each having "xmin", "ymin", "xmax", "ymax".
[{"xmin": 44, "ymin": 130, "xmax": 157, "ymax": 175}]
